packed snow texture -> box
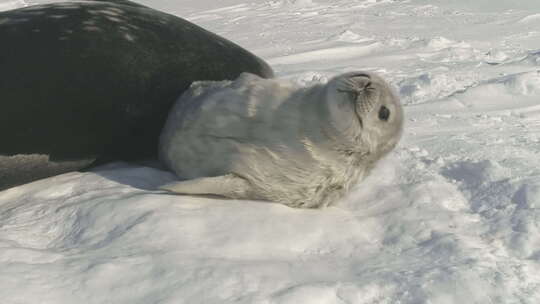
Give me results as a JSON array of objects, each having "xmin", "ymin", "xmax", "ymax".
[{"xmin": 1, "ymin": 0, "xmax": 540, "ymax": 303}]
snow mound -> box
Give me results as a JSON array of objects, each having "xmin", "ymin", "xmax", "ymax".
[
  {"xmin": 441, "ymin": 159, "xmax": 510, "ymax": 189},
  {"xmin": 425, "ymin": 36, "xmax": 458, "ymax": 50},
  {"xmin": 398, "ymin": 71, "xmax": 479, "ymax": 105},
  {"xmin": 518, "ymin": 13, "xmax": 540, "ymax": 23},
  {"xmin": 498, "ymin": 71, "xmax": 540, "ymax": 95},
  {"xmin": 266, "ymin": 0, "xmax": 315, "ymax": 9},
  {"xmin": 399, "ymin": 70, "xmax": 540, "ymax": 106},
  {"xmin": 327, "ymin": 29, "xmax": 372, "ymax": 43},
  {"xmin": 484, "ymin": 49, "xmax": 510, "ymax": 65},
  {"xmin": 517, "ymin": 50, "xmax": 540, "ymax": 66},
  {"xmin": 2, "ymin": 152, "xmax": 539, "ymax": 303},
  {"xmin": 268, "ymin": 42, "xmax": 381, "ymax": 65},
  {"xmin": 440, "ymin": 159, "xmax": 540, "ymax": 259},
  {"xmin": 445, "ymin": 71, "xmax": 540, "ymax": 111}
]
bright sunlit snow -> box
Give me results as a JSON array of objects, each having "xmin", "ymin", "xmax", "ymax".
[{"xmin": 1, "ymin": 0, "xmax": 540, "ymax": 303}]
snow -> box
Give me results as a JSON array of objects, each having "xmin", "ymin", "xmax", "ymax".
[{"xmin": 1, "ymin": 0, "xmax": 540, "ymax": 303}]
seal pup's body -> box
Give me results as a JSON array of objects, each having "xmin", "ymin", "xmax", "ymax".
[{"xmin": 160, "ymin": 72, "xmax": 403, "ymax": 208}]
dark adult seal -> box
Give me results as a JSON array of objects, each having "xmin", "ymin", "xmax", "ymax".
[{"xmin": 0, "ymin": 0, "xmax": 273, "ymax": 191}]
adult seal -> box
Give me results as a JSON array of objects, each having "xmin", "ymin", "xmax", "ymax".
[
  {"xmin": 159, "ymin": 71, "xmax": 404, "ymax": 208},
  {"xmin": 0, "ymin": 0, "xmax": 273, "ymax": 191}
]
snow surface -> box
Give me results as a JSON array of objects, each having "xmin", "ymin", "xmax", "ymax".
[{"xmin": 2, "ymin": 0, "xmax": 540, "ymax": 303}]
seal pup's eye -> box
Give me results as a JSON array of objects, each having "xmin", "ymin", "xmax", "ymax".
[{"xmin": 379, "ymin": 105, "xmax": 390, "ymax": 121}]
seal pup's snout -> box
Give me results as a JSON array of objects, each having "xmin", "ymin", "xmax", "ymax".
[
  {"xmin": 336, "ymin": 73, "xmax": 372, "ymax": 96},
  {"xmin": 333, "ymin": 72, "xmax": 382, "ymax": 128},
  {"xmin": 350, "ymin": 72, "xmax": 371, "ymax": 80}
]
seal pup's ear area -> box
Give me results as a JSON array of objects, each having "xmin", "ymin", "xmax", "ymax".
[{"xmin": 159, "ymin": 174, "xmax": 254, "ymax": 199}]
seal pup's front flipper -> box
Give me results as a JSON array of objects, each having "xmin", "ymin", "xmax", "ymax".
[{"xmin": 160, "ymin": 174, "xmax": 254, "ymax": 199}]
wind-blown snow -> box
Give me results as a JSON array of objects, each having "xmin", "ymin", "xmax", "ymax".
[{"xmin": 1, "ymin": 0, "xmax": 540, "ymax": 303}]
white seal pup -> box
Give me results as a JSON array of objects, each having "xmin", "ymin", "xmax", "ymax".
[{"xmin": 159, "ymin": 71, "xmax": 403, "ymax": 208}]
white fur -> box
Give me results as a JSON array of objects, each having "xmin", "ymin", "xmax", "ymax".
[{"xmin": 159, "ymin": 72, "xmax": 403, "ymax": 208}]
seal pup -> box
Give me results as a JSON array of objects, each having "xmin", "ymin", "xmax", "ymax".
[
  {"xmin": 159, "ymin": 71, "xmax": 404, "ymax": 208},
  {"xmin": 0, "ymin": 0, "xmax": 273, "ymax": 191}
]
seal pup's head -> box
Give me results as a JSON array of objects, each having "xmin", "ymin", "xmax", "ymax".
[{"xmin": 324, "ymin": 71, "xmax": 404, "ymax": 157}]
